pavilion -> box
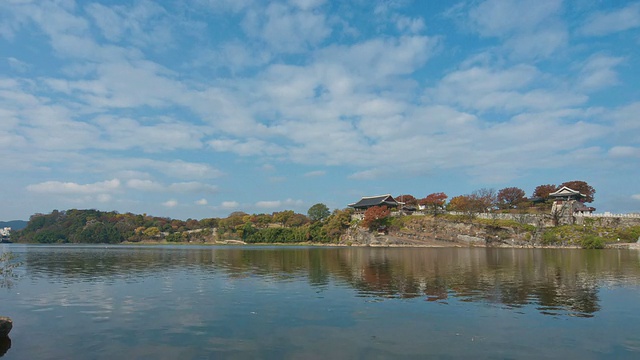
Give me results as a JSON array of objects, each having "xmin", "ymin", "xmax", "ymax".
[
  {"xmin": 549, "ymin": 186, "xmax": 595, "ymax": 215},
  {"xmin": 348, "ymin": 194, "xmax": 402, "ymax": 212}
]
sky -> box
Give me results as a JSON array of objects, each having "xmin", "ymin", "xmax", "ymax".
[{"xmin": 1, "ymin": 0, "xmax": 639, "ymax": 221}]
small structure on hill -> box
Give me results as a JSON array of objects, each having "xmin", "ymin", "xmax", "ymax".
[
  {"xmin": 0, "ymin": 228, "xmax": 10, "ymax": 243},
  {"xmin": 549, "ymin": 186, "xmax": 595, "ymax": 217},
  {"xmin": 348, "ymin": 194, "xmax": 402, "ymax": 213}
]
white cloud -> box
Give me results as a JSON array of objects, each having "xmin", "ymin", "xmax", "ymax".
[
  {"xmin": 632, "ymin": 194, "xmax": 640, "ymax": 201},
  {"xmin": 255, "ymin": 200, "xmax": 282, "ymax": 208},
  {"xmin": 606, "ymin": 102, "xmax": 640, "ymax": 142},
  {"xmin": 255, "ymin": 198, "xmax": 303, "ymax": 209},
  {"xmin": 395, "ymin": 15, "xmax": 425, "ymax": 34},
  {"xmin": 163, "ymin": 199, "xmax": 178, "ymax": 208},
  {"xmin": 348, "ymin": 168, "xmax": 387, "ymax": 180},
  {"xmin": 467, "ymin": 0, "xmax": 562, "ymax": 36},
  {"xmin": 303, "ymin": 170, "xmax": 325, "ymax": 177},
  {"xmin": 208, "ymin": 138, "xmax": 286, "ymax": 156},
  {"xmin": 463, "ymin": 0, "xmax": 567, "ymax": 58},
  {"xmin": 168, "ymin": 182, "xmax": 218, "ymax": 194},
  {"xmin": 97, "ymin": 194, "xmax": 112, "ymax": 203},
  {"xmin": 578, "ymin": 3, "xmax": 640, "ymax": 36},
  {"xmin": 7, "ymin": 57, "xmax": 29, "ymax": 72},
  {"xmin": 242, "ymin": 1, "xmax": 331, "ymax": 53},
  {"xmin": 609, "ymin": 146, "xmax": 640, "ymax": 158},
  {"xmin": 221, "ymin": 201, "xmax": 239, "ymax": 209},
  {"xmin": 577, "ymin": 54, "xmax": 624, "ymax": 91},
  {"xmin": 429, "ymin": 64, "xmax": 586, "ymax": 112},
  {"xmin": 26, "ymin": 179, "xmax": 121, "ymax": 194},
  {"xmin": 159, "ymin": 161, "xmax": 224, "ymax": 179},
  {"xmin": 127, "ymin": 179, "xmax": 164, "ymax": 192},
  {"xmin": 84, "ymin": 1, "xmax": 174, "ymax": 48},
  {"xmin": 92, "ymin": 115, "xmax": 208, "ymax": 152},
  {"xmin": 126, "ymin": 179, "xmax": 218, "ymax": 193},
  {"xmin": 195, "ymin": 198, "xmax": 208, "ymax": 205}
]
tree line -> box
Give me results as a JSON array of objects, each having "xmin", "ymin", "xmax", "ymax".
[
  {"xmin": 360, "ymin": 180, "xmax": 596, "ymax": 231},
  {"xmin": 396, "ymin": 180, "xmax": 594, "ymax": 214},
  {"xmin": 13, "ymin": 204, "xmax": 353, "ymax": 245}
]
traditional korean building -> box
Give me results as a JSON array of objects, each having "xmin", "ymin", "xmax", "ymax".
[
  {"xmin": 348, "ymin": 194, "xmax": 402, "ymax": 213},
  {"xmin": 549, "ymin": 186, "xmax": 595, "ymax": 216}
]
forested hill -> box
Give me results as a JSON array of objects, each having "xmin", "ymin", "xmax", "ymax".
[
  {"xmin": 14, "ymin": 209, "xmax": 219, "ymax": 244},
  {"xmin": 0, "ymin": 220, "xmax": 27, "ymax": 230},
  {"xmin": 12, "ymin": 208, "xmax": 353, "ymax": 244}
]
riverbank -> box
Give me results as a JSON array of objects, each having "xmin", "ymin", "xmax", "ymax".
[{"xmin": 116, "ymin": 238, "xmax": 639, "ymax": 249}]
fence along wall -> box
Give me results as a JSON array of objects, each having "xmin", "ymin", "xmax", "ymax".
[{"xmin": 447, "ymin": 211, "xmax": 640, "ymax": 227}]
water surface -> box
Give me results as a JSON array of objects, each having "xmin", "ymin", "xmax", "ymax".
[{"xmin": 2, "ymin": 244, "xmax": 640, "ymax": 359}]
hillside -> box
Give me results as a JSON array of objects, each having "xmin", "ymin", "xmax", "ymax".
[
  {"xmin": 11, "ymin": 208, "xmax": 352, "ymax": 245},
  {"xmin": 0, "ymin": 220, "xmax": 27, "ymax": 230},
  {"xmin": 339, "ymin": 214, "xmax": 640, "ymax": 249},
  {"xmin": 11, "ymin": 209, "xmax": 640, "ymax": 249}
]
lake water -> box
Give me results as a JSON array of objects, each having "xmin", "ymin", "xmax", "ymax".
[{"xmin": 1, "ymin": 244, "xmax": 640, "ymax": 359}]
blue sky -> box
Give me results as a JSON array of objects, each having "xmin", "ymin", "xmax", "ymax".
[{"xmin": 1, "ymin": 0, "xmax": 639, "ymax": 221}]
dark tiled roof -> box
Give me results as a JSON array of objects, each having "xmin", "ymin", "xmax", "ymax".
[
  {"xmin": 574, "ymin": 202, "xmax": 595, "ymax": 212},
  {"xmin": 348, "ymin": 194, "xmax": 399, "ymax": 209}
]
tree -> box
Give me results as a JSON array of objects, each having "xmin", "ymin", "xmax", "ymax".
[
  {"xmin": 448, "ymin": 194, "xmax": 486, "ymax": 219},
  {"xmin": 560, "ymin": 180, "xmax": 596, "ymax": 203},
  {"xmin": 419, "ymin": 192, "xmax": 448, "ymax": 215},
  {"xmin": 447, "ymin": 195, "xmax": 469, "ymax": 212},
  {"xmin": 307, "ymin": 203, "xmax": 331, "ymax": 222},
  {"xmin": 473, "ymin": 188, "xmax": 497, "ymax": 212},
  {"xmin": 273, "ymin": 210, "xmax": 295, "ymax": 227},
  {"xmin": 286, "ymin": 213, "xmax": 309, "ymax": 227},
  {"xmin": 361, "ymin": 206, "xmax": 390, "ymax": 230},
  {"xmin": 497, "ymin": 187, "xmax": 526, "ymax": 209},
  {"xmin": 532, "ymin": 184, "xmax": 557, "ymax": 200},
  {"xmin": 322, "ymin": 209, "xmax": 352, "ymax": 241},
  {"xmin": 143, "ymin": 227, "xmax": 160, "ymax": 238},
  {"xmin": 395, "ymin": 194, "xmax": 418, "ymax": 207}
]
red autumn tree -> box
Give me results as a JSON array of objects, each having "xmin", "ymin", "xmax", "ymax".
[
  {"xmin": 419, "ymin": 192, "xmax": 448, "ymax": 215},
  {"xmin": 395, "ymin": 194, "xmax": 418, "ymax": 206},
  {"xmin": 361, "ymin": 206, "xmax": 390, "ymax": 230},
  {"xmin": 473, "ymin": 188, "xmax": 497, "ymax": 212},
  {"xmin": 497, "ymin": 187, "xmax": 526, "ymax": 209},
  {"xmin": 560, "ymin": 180, "xmax": 596, "ymax": 203},
  {"xmin": 532, "ymin": 184, "xmax": 557, "ymax": 200},
  {"xmin": 447, "ymin": 194, "xmax": 484, "ymax": 219}
]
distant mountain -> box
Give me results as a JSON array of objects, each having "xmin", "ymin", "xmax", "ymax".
[{"xmin": 0, "ymin": 220, "xmax": 28, "ymax": 230}]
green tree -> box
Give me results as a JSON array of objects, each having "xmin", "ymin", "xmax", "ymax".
[
  {"xmin": 143, "ymin": 227, "xmax": 161, "ymax": 238},
  {"xmin": 273, "ymin": 210, "xmax": 295, "ymax": 227},
  {"xmin": 286, "ymin": 213, "xmax": 309, "ymax": 227},
  {"xmin": 322, "ymin": 209, "xmax": 353, "ymax": 241},
  {"xmin": 307, "ymin": 203, "xmax": 330, "ymax": 222}
]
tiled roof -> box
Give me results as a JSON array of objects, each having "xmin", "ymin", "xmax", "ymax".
[
  {"xmin": 348, "ymin": 194, "xmax": 399, "ymax": 208},
  {"xmin": 549, "ymin": 186, "xmax": 585, "ymax": 198}
]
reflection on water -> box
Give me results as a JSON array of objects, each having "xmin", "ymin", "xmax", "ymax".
[
  {"xmin": 3, "ymin": 245, "xmax": 640, "ymax": 359},
  {"xmin": 22, "ymin": 246, "xmax": 640, "ymax": 318}
]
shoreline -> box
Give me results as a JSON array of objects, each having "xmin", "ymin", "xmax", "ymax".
[{"xmin": 105, "ymin": 240, "xmax": 640, "ymax": 249}]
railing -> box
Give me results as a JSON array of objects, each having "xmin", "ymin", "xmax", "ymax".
[
  {"xmin": 448, "ymin": 211, "xmax": 640, "ymax": 220},
  {"xmin": 575, "ymin": 212, "xmax": 640, "ymax": 218}
]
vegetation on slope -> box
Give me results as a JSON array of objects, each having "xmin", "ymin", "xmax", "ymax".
[{"xmin": 13, "ymin": 206, "xmax": 353, "ymax": 245}]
